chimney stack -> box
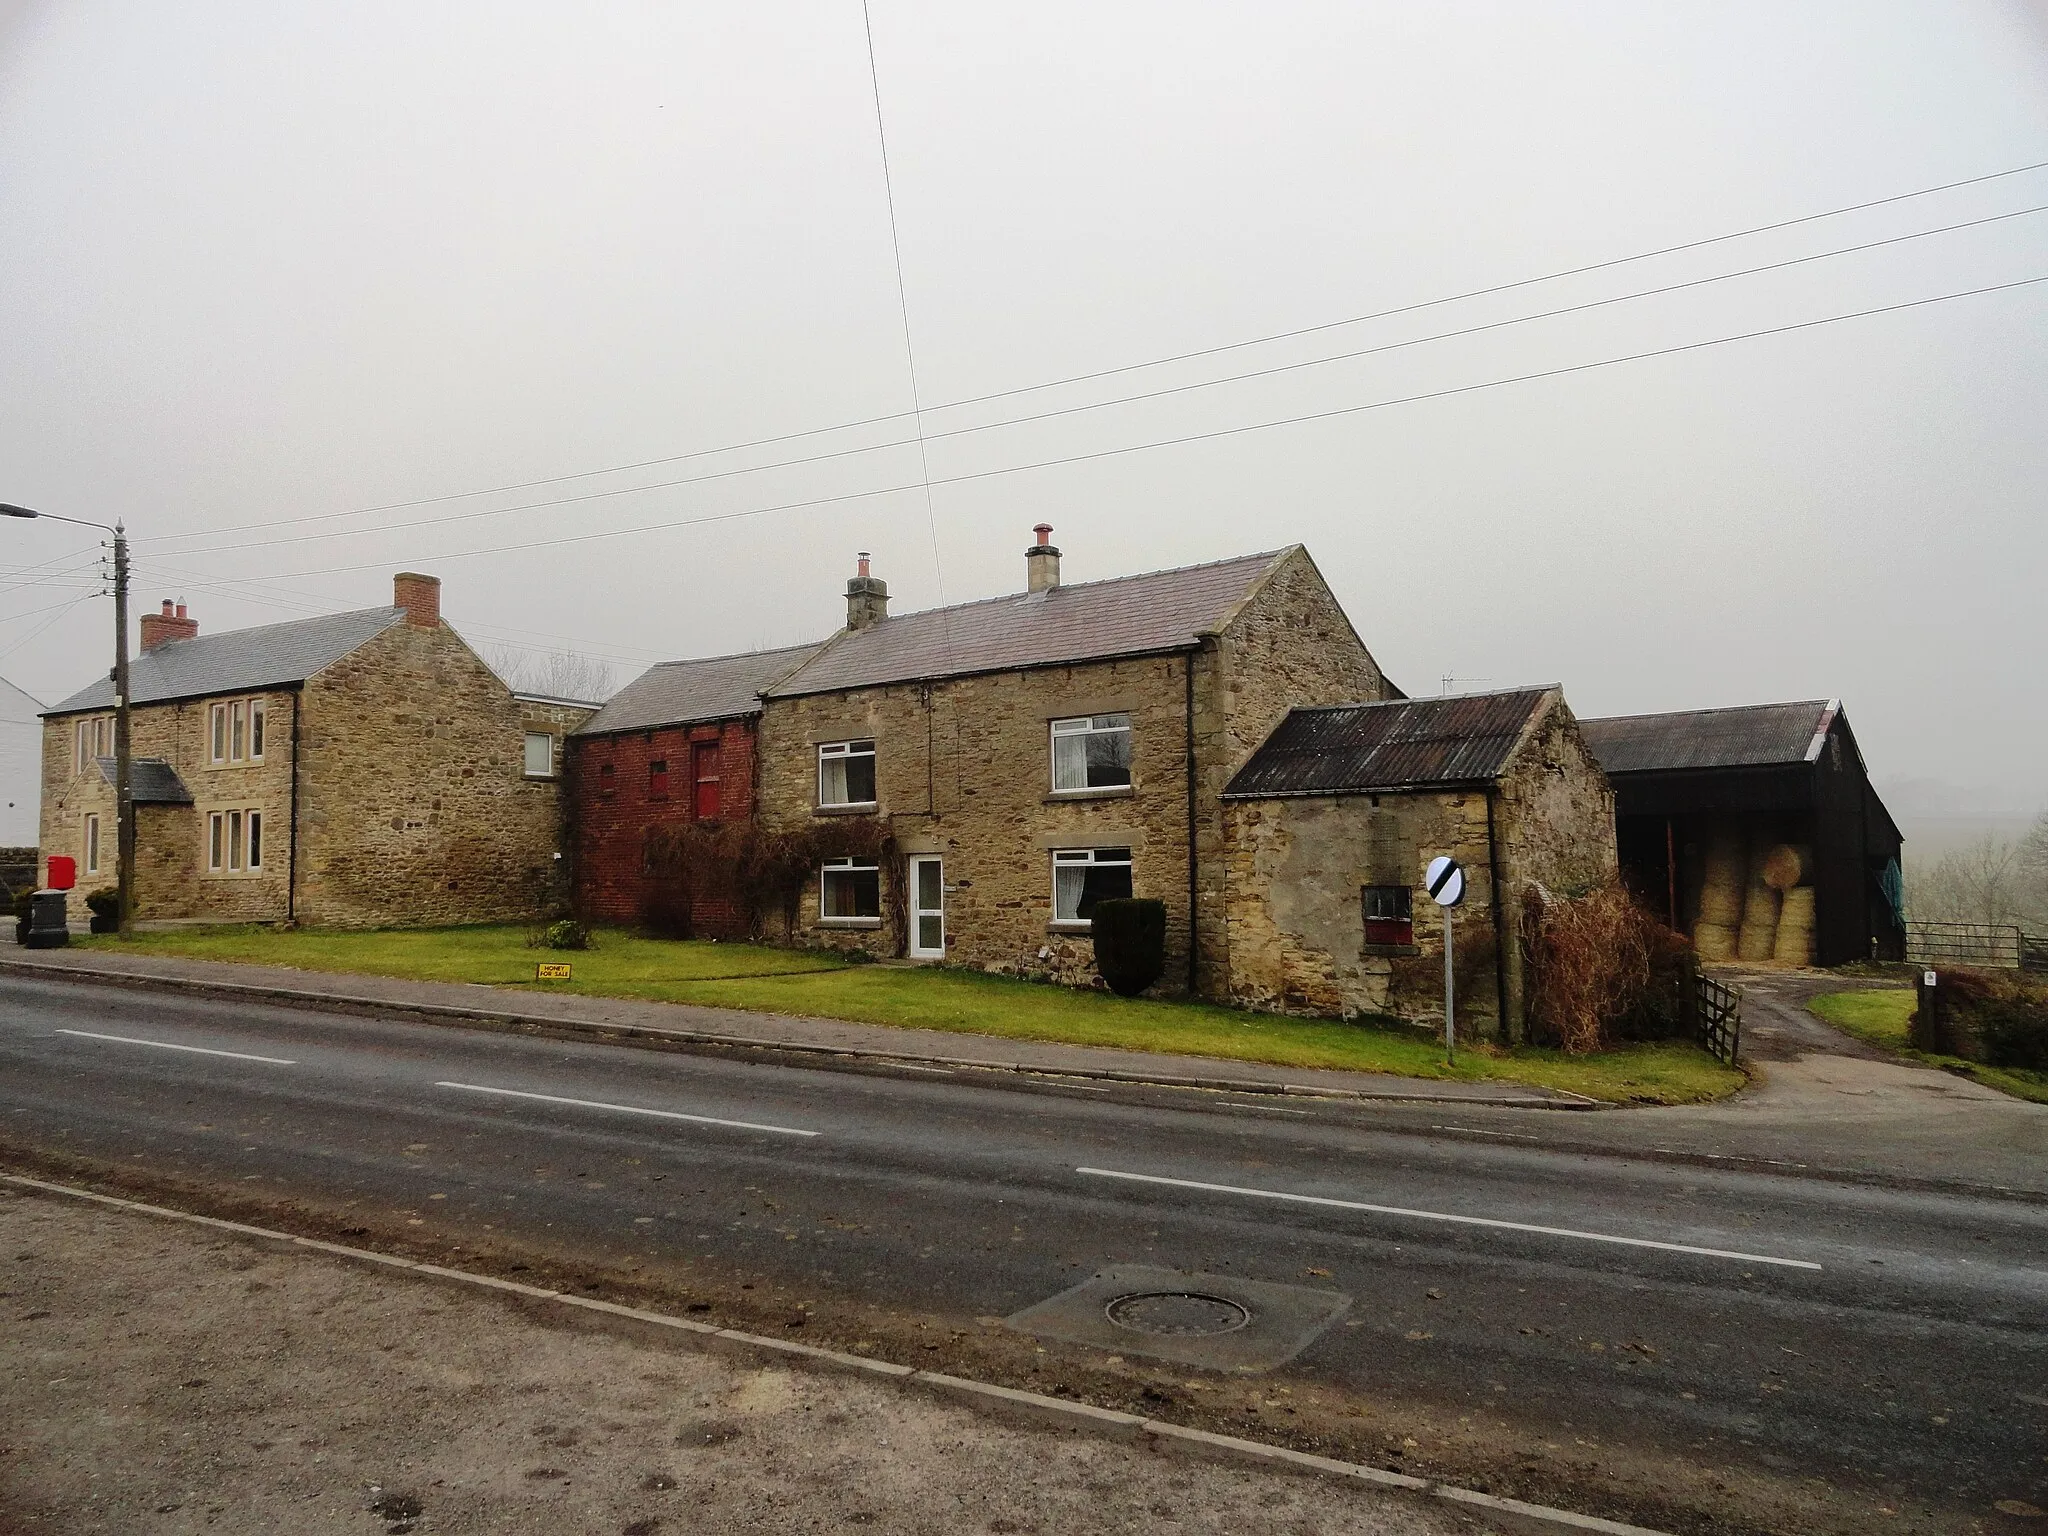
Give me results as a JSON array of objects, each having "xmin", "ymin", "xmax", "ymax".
[
  {"xmin": 1025, "ymin": 523, "xmax": 1061, "ymax": 593},
  {"xmin": 845, "ymin": 552, "xmax": 889, "ymax": 631},
  {"xmin": 393, "ymin": 571, "xmax": 441, "ymax": 627},
  {"xmin": 139, "ymin": 597, "xmax": 199, "ymax": 652}
]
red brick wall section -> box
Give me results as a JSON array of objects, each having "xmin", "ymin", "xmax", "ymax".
[{"xmin": 568, "ymin": 717, "xmax": 758, "ymax": 934}]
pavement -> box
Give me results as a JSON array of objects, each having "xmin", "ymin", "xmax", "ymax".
[{"xmin": 2, "ymin": 970, "xmax": 2044, "ymax": 1534}]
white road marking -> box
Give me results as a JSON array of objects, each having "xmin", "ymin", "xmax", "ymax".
[
  {"xmin": 1431, "ymin": 1125, "xmax": 1540, "ymax": 1141},
  {"xmin": 435, "ymin": 1082, "xmax": 818, "ymax": 1138},
  {"xmin": 53, "ymin": 1029, "xmax": 296, "ymax": 1066},
  {"xmin": 1075, "ymin": 1166, "xmax": 1823, "ymax": 1271},
  {"xmin": 1223, "ymin": 1101, "xmax": 1311, "ymax": 1115}
]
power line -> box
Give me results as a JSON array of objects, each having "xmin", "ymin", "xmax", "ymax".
[
  {"xmin": 219, "ymin": 272, "xmax": 2048, "ymax": 583},
  {"xmin": 141, "ymin": 203, "xmax": 2048, "ymax": 561},
  {"xmin": 136, "ymin": 156, "xmax": 2048, "ymax": 547}
]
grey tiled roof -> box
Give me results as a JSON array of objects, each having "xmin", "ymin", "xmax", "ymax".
[
  {"xmin": 1580, "ymin": 700, "xmax": 1837, "ymax": 776},
  {"xmin": 45, "ymin": 607, "xmax": 406, "ymax": 715},
  {"xmin": 93, "ymin": 756, "xmax": 193, "ymax": 805},
  {"xmin": 768, "ymin": 549, "xmax": 1290, "ymax": 698},
  {"xmin": 572, "ymin": 643, "xmax": 823, "ymax": 737},
  {"xmin": 1225, "ymin": 688, "xmax": 1554, "ymax": 798}
]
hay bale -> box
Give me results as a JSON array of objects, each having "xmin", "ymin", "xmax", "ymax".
[
  {"xmin": 1761, "ymin": 844, "xmax": 1812, "ymax": 892},
  {"xmin": 1737, "ymin": 880, "xmax": 1780, "ymax": 961},
  {"xmin": 1693, "ymin": 919, "xmax": 1737, "ymax": 962},
  {"xmin": 1773, "ymin": 886, "xmax": 1816, "ymax": 965},
  {"xmin": 1698, "ymin": 837, "xmax": 1745, "ymax": 927}
]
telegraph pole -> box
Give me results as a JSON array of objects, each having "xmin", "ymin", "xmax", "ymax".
[{"xmin": 112, "ymin": 523, "xmax": 133, "ymax": 935}]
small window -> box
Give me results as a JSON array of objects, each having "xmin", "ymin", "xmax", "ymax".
[
  {"xmin": 247, "ymin": 810, "xmax": 263, "ymax": 871},
  {"xmin": 818, "ymin": 740, "xmax": 877, "ymax": 807},
  {"xmin": 230, "ymin": 700, "xmax": 247, "ymax": 762},
  {"xmin": 1050, "ymin": 714, "xmax": 1132, "ymax": 792},
  {"xmin": 84, "ymin": 813, "xmax": 101, "ymax": 876},
  {"xmin": 249, "ymin": 699, "xmax": 266, "ymax": 760},
  {"xmin": 820, "ymin": 857, "xmax": 881, "ymax": 920},
  {"xmin": 227, "ymin": 809, "xmax": 245, "ymax": 871},
  {"xmin": 210, "ymin": 703, "xmax": 228, "ymax": 764},
  {"xmin": 75, "ymin": 719, "xmax": 89, "ymax": 774},
  {"xmin": 598, "ymin": 762, "xmax": 616, "ymax": 797},
  {"xmin": 693, "ymin": 741, "xmax": 721, "ymax": 820},
  {"xmin": 208, "ymin": 811, "xmax": 225, "ymax": 872},
  {"xmin": 1362, "ymin": 885, "xmax": 1414, "ymax": 947},
  {"xmin": 648, "ymin": 759, "xmax": 669, "ymax": 801},
  {"xmin": 523, "ymin": 732, "xmax": 555, "ymax": 779},
  {"xmin": 1052, "ymin": 847, "xmax": 1133, "ymax": 925}
]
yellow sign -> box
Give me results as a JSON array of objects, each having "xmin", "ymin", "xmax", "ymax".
[{"xmin": 536, "ymin": 962, "xmax": 572, "ymax": 980}]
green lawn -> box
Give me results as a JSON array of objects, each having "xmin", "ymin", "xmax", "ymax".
[
  {"xmin": 1809, "ymin": 989, "xmax": 2048, "ymax": 1105},
  {"xmin": 75, "ymin": 924, "xmax": 1743, "ymax": 1105}
]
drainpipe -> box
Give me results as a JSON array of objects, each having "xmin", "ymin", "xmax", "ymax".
[
  {"xmin": 1484, "ymin": 786, "xmax": 1510, "ymax": 1043},
  {"xmin": 1184, "ymin": 649, "xmax": 1200, "ymax": 996},
  {"xmin": 285, "ymin": 688, "xmax": 302, "ymax": 923}
]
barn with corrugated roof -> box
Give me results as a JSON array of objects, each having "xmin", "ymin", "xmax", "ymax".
[{"xmin": 1580, "ymin": 700, "xmax": 1904, "ymax": 967}]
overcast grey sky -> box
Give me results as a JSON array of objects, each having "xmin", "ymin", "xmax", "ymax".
[{"xmin": 3, "ymin": 2, "xmax": 2044, "ymax": 813}]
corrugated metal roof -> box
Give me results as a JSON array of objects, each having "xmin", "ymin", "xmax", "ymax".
[
  {"xmin": 93, "ymin": 756, "xmax": 193, "ymax": 805},
  {"xmin": 1580, "ymin": 700, "xmax": 1836, "ymax": 775},
  {"xmin": 1224, "ymin": 688, "xmax": 1554, "ymax": 798},
  {"xmin": 767, "ymin": 549, "xmax": 1290, "ymax": 698},
  {"xmin": 572, "ymin": 642, "xmax": 823, "ymax": 737},
  {"xmin": 45, "ymin": 607, "xmax": 406, "ymax": 716}
]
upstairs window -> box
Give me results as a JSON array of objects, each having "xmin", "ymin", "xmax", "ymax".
[
  {"xmin": 648, "ymin": 759, "xmax": 669, "ymax": 801},
  {"xmin": 1050, "ymin": 714, "xmax": 1131, "ymax": 792},
  {"xmin": 75, "ymin": 716, "xmax": 111, "ymax": 774},
  {"xmin": 522, "ymin": 732, "xmax": 555, "ymax": 779},
  {"xmin": 692, "ymin": 741, "xmax": 721, "ymax": 820},
  {"xmin": 1362, "ymin": 885, "xmax": 1414, "ymax": 947},
  {"xmin": 209, "ymin": 697, "xmax": 267, "ymax": 765},
  {"xmin": 598, "ymin": 762, "xmax": 616, "ymax": 797},
  {"xmin": 1052, "ymin": 846, "xmax": 1133, "ymax": 926},
  {"xmin": 820, "ymin": 856, "xmax": 881, "ymax": 921},
  {"xmin": 818, "ymin": 740, "xmax": 876, "ymax": 808}
]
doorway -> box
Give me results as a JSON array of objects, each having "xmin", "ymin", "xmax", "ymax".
[{"xmin": 908, "ymin": 855, "xmax": 945, "ymax": 960}]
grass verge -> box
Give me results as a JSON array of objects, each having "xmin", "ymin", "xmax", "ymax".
[
  {"xmin": 71, "ymin": 925, "xmax": 1743, "ymax": 1105},
  {"xmin": 1808, "ymin": 989, "xmax": 2048, "ymax": 1105}
]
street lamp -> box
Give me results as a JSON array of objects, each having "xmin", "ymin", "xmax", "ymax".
[{"xmin": 1, "ymin": 503, "xmax": 133, "ymax": 935}]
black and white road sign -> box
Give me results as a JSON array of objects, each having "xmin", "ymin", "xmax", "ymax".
[{"xmin": 1425, "ymin": 855, "xmax": 1466, "ymax": 908}]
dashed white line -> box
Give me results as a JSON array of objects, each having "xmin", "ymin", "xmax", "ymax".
[
  {"xmin": 53, "ymin": 1029, "xmax": 296, "ymax": 1066},
  {"xmin": 1223, "ymin": 1101, "xmax": 1311, "ymax": 1115},
  {"xmin": 1075, "ymin": 1166, "xmax": 1822, "ymax": 1271},
  {"xmin": 435, "ymin": 1082, "xmax": 818, "ymax": 1138}
]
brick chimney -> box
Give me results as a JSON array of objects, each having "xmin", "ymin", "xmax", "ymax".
[
  {"xmin": 139, "ymin": 598, "xmax": 198, "ymax": 652},
  {"xmin": 393, "ymin": 572, "xmax": 441, "ymax": 628},
  {"xmin": 1026, "ymin": 523, "xmax": 1061, "ymax": 593},
  {"xmin": 845, "ymin": 552, "xmax": 888, "ymax": 631}
]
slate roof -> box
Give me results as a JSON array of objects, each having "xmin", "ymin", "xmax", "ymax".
[
  {"xmin": 93, "ymin": 756, "xmax": 193, "ymax": 805},
  {"xmin": 1579, "ymin": 700, "xmax": 1838, "ymax": 776},
  {"xmin": 572, "ymin": 643, "xmax": 823, "ymax": 737},
  {"xmin": 1224, "ymin": 688, "xmax": 1555, "ymax": 799},
  {"xmin": 45, "ymin": 607, "xmax": 407, "ymax": 716},
  {"xmin": 767, "ymin": 549, "xmax": 1291, "ymax": 698}
]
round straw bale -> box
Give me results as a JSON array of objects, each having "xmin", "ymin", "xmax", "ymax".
[
  {"xmin": 1698, "ymin": 839, "xmax": 1745, "ymax": 926},
  {"xmin": 1773, "ymin": 887, "xmax": 1816, "ymax": 964},
  {"xmin": 1693, "ymin": 919, "xmax": 1737, "ymax": 962},
  {"xmin": 1761, "ymin": 844, "xmax": 1813, "ymax": 892},
  {"xmin": 1737, "ymin": 880, "xmax": 1780, "ymax": 961}
]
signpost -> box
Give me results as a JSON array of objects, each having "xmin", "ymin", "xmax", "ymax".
[
  {"xmin": 1426, "ymin": 856, "xmax": 1466, "ymax": 1062},
  {"xmin": 536, "ymin": 962, "xmax": 572, "ymax": 981}
]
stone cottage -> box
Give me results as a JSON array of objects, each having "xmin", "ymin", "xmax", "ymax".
[
  {"xmin": 747, "ymin": 529, "xmax": 1396, "ymax": 992},
  {"xmin": 1220, "ymin": 687, "xmax": 1616, "ymax": 1039},
  {"xmin": 566, "ymin": 642, "xmax": 821, "ymax": 932},
  {"xmin": 38, "ymin": 574, "xmax": 595, "ymax": 927}
]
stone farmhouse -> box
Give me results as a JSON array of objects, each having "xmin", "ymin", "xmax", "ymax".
[
  {"xmin": 566, "ymin": 642, "xmax": 820, "ymax": 932},
  {"xmin": 38, "ymin": 574, "xmax": 593, "ymax": 927},
  {"xmin": 745, "ymin": 529, "xmax": 1396, "ymax": 993},
  {"xmin": 1220, "ymin": 687, "xmax": 1616, "ymax": 1039}
]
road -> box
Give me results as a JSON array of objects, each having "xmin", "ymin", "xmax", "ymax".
[{"xmin": 2, "ymin": 973, "xmax": 2044, "ymax": 1535}]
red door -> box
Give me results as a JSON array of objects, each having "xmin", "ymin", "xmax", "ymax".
[{"xmin": 692, "ymin": 742, "xmax": 721, "ymax": 820}]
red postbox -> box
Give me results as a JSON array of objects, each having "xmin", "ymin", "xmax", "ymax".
[{"xmin": 46, "ymin": 856, "xmax": 76, "ymax": 891}]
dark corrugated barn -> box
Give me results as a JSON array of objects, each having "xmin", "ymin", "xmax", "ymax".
[{"xmin": 1581, "ymin": 700, "xmax": 1904, "ymax": 967}]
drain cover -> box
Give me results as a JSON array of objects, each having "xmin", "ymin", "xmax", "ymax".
[{"xmin": 1105, "ymin": 1291, "xmax": 1251, "ymax": 1337}]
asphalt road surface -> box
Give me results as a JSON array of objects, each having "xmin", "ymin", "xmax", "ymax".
[{"xmin": 2, "ymin": 975, "xmax": 2043, "ymax": 1535}]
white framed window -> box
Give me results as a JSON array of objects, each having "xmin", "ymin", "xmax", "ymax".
[
  {"xmin": 1051, "ymin": 846, "xmax": 1133, "ymax": 926},
  {"xmin": 210, "ymin": 702, "xmax": 228, "ymax": 764},
  {"xmin": 84, "ymin": 813, "xmax": 101, "ymax": 876},
  {"xmin": 817, "ymin": 740, "xmax": 877, "ymax": 808},
  {"xmin": 208, "ymin": 811, "xmax": 225, "ymax": 871},
  {"xmin": 523, "ymin": 731, "xmax": 555, "ymax": 779},
  {"xmin": 230, "ymin": 700, "xmax": 246, "ymax": 761},
  {"xmin": 209, "ymin": 697, "xmax": 267, "ymax": 764},
  {"xmin": 819, "ymin": 857, "xmax": 881, "ymax": 922},
  {"xmin": 247, "ymin": 810, "xmax": 263, "ymax": 871},
  {"xmin": 1050, "ymin": 713, "xmax": 1132, "ymax": 792},
  {"xmin": 206, "ymin": 808, "xmax": 264, "ymax": 873},
  {"xmin": 249, "ymin": 698, "xmax": 266, "ymax": 760},
  {"xmin": 76, "ymin": 715, "xmax": 112, "ymax": 775}
]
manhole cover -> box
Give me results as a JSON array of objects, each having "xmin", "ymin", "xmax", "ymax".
[{"xmin": 1104, "ymin": 1291, "xmax": 1251, "ymax": 1337}]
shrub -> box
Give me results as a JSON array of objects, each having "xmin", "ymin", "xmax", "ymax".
[
  {"xmin": 1092, "ymin": 898, "xmax": 1167, "ymax": 997},
  {"xmin": 84, "ymin": 886, "xmax": 120, "ymax": 919},
  {"xmin": 532, "ymin": 919, "xmax": 592, "ymax": 951},
  {"xmin": 1522, "ymin": 881, "xmax": 1691, "ymax": 1054},
  {"xmin": 1930, "ymin": 969, "xmax": 2048, "ymax": 1069}
]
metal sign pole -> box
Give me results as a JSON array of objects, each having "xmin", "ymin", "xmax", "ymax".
[{"xmin": 1444, "ymin": 907, "xmax": 1455, "ymax": 1064}]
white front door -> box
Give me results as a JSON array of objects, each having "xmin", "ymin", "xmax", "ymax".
[{"xmin": 908, "ymin": 855, "xmax": 945, "ymax": 959}]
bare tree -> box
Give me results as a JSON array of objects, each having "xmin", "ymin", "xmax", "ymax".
[
  {"xmin": 2019, "ymin": 812, "xmax": 2048, "ymax": 925},
  {"xmin": 1906, "ymin": 834, "xmax": 2026, "ymax": 928},
  {"xmin": 488, "ymin": 647, "xmax": 615, "ymax": 703}
]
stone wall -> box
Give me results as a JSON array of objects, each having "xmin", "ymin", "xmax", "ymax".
[
  {"xmin": 39, "ymin": 692, "xmax": 298, "ymax": 922},
  {"xmin": 293, "ymin": 624, "xmax": 592, "ymax": 928},
  {"xmin": 567, "ymin": 716, "xmax": 759, "ymax": 932}
]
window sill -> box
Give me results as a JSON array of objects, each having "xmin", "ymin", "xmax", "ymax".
[
  {"xmin": 523, "ymin": 773, "xmax": 556, "ymax": 782},
  {"xmin": 1360, "ymin": 943, "xmax": 1420, "ymax": 958},
  {"xmin": 814, "ymin": 802, "xmax": 879, "ymax": 816},
  {"xmin": 1045, "ymin": 786, "xmax": 1134, "ymax": 802},
  {"xmin": 817, "ymin": 916, "xmax": 882, "ymax": 930},
  {"xmin": 1048, "ymin": 920, "xmax": 1094, "ymax": 935}
]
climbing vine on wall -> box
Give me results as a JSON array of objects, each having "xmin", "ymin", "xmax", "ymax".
[{"xmin": 643, "ymin": 819, "xmax": 902, "ymax": 945}]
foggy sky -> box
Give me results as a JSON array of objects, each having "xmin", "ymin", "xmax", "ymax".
[{"xmin": 2, "ymin": 1, "xmax": 2045, "ymax": 813}]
